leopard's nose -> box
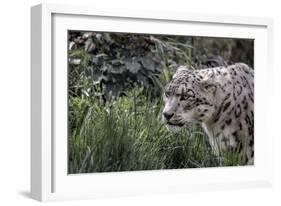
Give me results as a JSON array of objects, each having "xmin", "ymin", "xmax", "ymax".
[{"xmin": 163, "ymin": 112, "xmax": 174, "ymax": 120}]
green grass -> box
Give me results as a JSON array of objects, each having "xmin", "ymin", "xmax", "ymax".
[{"xmin": 68, "ymin": 88, "xmax": 246, "ymax": 174}]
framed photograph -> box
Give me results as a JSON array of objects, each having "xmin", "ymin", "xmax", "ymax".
[{"xmin": 31, "ymin": 3, "xmax": 274, "ymax": 201}]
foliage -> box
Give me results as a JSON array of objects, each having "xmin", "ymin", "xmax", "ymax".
[{"xmin": 69, "ymin": 88, "xmax": 244, "ymax": 173}]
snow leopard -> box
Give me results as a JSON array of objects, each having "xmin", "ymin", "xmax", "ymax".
[{"xmin": 162, "ymin": 63, "xmax": 254, "ymax": 165}]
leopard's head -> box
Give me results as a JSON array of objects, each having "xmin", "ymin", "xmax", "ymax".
[{"xmin": 162, "ymin": 66, "xmax": 217, "ymax": 132}]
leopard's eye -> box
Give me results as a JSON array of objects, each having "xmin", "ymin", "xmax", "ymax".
[
  {"xmin": 180, "ymin": 90, "xmax": 195, "ymax": 101},
  {"xmin": 180, "ymin": 95, "xmax": 195, "ymax": 101},
  {"xmin": 164, "ymin": 91, "xmax": 170, "ymax": 97},
  {"xmin": 187, "ymin": 90, "xmax": 195, "ymax": 96},
  {"xmin": 180, "ymin": 94, "xmax": 191, "ymax": 101}
]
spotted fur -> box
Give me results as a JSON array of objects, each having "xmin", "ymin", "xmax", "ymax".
[{"xmin": 162, "ymin": 63, "xmax": 254, "ymax": 165}]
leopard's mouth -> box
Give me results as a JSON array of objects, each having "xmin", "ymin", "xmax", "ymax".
[{"xmin": 166, "ymin": 122, "xmax": 185, "ymax": 127}]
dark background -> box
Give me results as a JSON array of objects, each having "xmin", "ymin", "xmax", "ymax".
[{"xmin": 68, "ymin": 31, "xmax": 254, "ymax": 102}]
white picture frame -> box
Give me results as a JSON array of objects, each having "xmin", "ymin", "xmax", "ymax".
[{"xmin": 31, "ymin": 3, "xmax": 274, "ymax": 202}]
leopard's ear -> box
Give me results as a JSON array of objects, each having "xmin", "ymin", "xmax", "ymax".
[{"xmin": 173, "ymin": 66, "xmax": 189, "ymax": 79}]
